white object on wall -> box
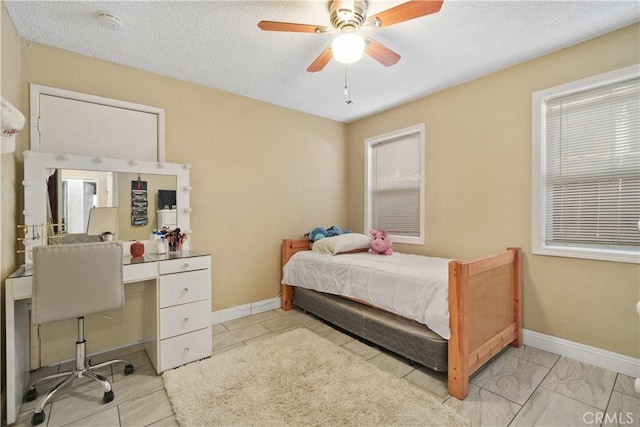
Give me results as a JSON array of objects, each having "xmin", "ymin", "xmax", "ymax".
[
  {"xmin": 30, "ymin": 84, "xmax": 165, "ymax": 162},
  {"xmin": 1, "ymin": 97, "xmax": 26, "ymax": 153}
]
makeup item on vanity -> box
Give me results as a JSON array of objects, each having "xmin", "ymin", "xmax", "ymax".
[
  {"xmin": 130, "ymin": 241, "xmax": 145, "ymax": 257},
  {"xmin": 165, "ymin": 228, "xmax": 187, "ymax": 252},
  {"xmin": 156, "ymin": 235, "xmax": 166, "ymax": 254}
]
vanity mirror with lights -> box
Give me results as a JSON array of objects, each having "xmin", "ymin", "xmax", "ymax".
[{"xmin": 22, "ymin": 151, "xmax": 191, "ymax": 256}]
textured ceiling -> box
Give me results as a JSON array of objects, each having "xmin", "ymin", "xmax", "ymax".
[{"xmin": 5, "ymin": 1, "xmax": 640, "ymax": 123}]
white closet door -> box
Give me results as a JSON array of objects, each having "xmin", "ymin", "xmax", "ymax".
[{"xmin": 31, "ymin": 85, "xmax": 164, "ymax": 162}]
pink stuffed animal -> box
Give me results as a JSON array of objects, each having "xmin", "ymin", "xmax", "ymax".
[{"xmin": 369, "ymin": 229, "xmax": 393, "ymax": 255}]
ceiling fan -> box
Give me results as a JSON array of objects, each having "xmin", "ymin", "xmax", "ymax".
[{"xmin": 258, "ymin": 0, "xmax": 444, "ymax": 73}]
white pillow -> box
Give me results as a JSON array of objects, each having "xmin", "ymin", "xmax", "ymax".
[{"xmin": 311, "ymin": 233, "xmax": 370, "ymax": 256}]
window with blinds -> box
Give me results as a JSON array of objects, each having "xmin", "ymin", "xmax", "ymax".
[
  {"xmin": 533, "ymin": 65, "xmax": 639, "ymax": 263},
  {"xmin": 365, "ymin": 124, "xmax": 425, "ymax": 245}
]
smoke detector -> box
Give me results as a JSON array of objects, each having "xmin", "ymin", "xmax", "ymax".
[{"xmin": 96, "ymin": 11, "xmax": 123, "ymax": 30}]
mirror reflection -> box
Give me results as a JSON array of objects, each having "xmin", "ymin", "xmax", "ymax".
[{"xmin": 47, "ymin": 169, "xmax": 177, "ymax": 241}]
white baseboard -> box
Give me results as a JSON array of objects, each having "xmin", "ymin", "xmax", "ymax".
[
  {"xmin": 523, "ymin": 329, "xmax": 640, "ymax": 378},
  {"xmin": 211, "ymin": 297, "xmax": 281, "ymax": 325}
]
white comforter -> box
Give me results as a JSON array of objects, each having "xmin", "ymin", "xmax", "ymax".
[{"xmin": 282, "ymin": 251, "xmax": 451, "ymax": 339}]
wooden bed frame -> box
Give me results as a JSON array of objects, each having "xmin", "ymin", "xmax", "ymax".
[{"xmin": 281, "ymin": 239, "xmax": 522, "ymax": 400}]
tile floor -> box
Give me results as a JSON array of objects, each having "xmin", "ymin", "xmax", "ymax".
[{"xmin": 13, "ymin": 308, "xmax": 640, "ymax": 427}]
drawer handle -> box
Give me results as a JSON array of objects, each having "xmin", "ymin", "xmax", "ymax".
[
  {"xmin": 183, "ymin": 263, "xmax": 190, "ymax": 269},
  {"xmin": 182, "ymin": 288, "xmax": 189, "ymax": 294},
  {"xmin": 183, "ymin": 317, "xmax": 189, "ymax": 323},
  {"xmin": 184, "ymin": 347, "xmax": 190, "ymax": 353}
]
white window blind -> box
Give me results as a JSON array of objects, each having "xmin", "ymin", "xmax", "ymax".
[
  {"xmin": 371, "ymin": 133, "xmax": 421, "ymax": 237},
  {"xmin": 544, "ymin": 77, "xmax": 640, "ymax": 251}
]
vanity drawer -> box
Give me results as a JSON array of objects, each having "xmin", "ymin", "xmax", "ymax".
[
  {"xmin": 159, "ymin": 269, "xmax": 210, "ymax": 308},
  {"xmin": 9, "ymin": 276, "xmax": 34, "ymax": 300},
  {"xmin": 159, "ymin": 327, "xmax": 212, "ymax": 372},
  {"xmin": 123, "ymin": 262, "xmax": 157, "ymax": 283},
  {"xmin": 160, "ymin": 300, "xmax": 210, "ymax": 339},
  {"xmin": 159, "ymin": 256, "xmax": 210, "ymax": 275}
]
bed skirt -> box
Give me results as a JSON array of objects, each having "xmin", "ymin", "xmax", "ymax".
[{"xmin": 294, "ymin": 287, "xmax": 448, "ymax": 371}]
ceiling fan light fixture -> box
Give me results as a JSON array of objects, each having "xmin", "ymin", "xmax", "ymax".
[{"xmin": 332, "ymin": 33, "xmax": 364, "ymax": 64}]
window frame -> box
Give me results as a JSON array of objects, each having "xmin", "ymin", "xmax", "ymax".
[
  {"xmin": 364, "ymin": 123, "xmax": 425, "ymax": 245},
  {"xmin": 532, "ymin": 64, "xmax": 640, "ymax": 264}
]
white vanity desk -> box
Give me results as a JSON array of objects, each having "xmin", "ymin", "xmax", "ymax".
[
  {"xmin": 5, "ymin": 249, "xmax": 212, "ymax": 425},
  {"xmin": 7, "ymin": 151, "xmax": 209, "ymax": 425}
]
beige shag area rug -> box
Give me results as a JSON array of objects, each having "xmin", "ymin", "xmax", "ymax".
[{"xmin": 163, "ymin": 327, "xmax": 468, "ymax": 427}]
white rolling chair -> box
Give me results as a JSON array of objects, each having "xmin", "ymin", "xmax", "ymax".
[{"xmin": 26, "ymin": 242, "xmax": 134, "ymax": 426}]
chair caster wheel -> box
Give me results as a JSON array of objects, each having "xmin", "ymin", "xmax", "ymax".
[
  {"xmin": 103, "ymin": 390, "xmax": 114, "ymax": 403},
  {"xmin": 31, "ymin": 411, "xmax": 45, "ymax": 426},
  {"xmin": 124, "ymin": 364, "xmax": 134, "ymax": 375},
  {"xmin": 25, "ymin": 388, "xmax": 38, "ymax": 402}
]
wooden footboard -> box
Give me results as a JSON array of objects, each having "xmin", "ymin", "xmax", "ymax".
[
  {"xmin": 280, "ymin": 239, "xmax": 522, "ymax": 401},
  {"xmin": 448, "ymin": 247, "xmax": 522, "ymax": 399}
]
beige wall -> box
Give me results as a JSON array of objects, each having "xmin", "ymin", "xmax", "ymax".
[
  {"xmin": 1, "ymin": 0, "xmax": 23, "ymax": 399},
  {"xmin": 17, "ymin": 40, "xmax": 346, "ymax": 363},
  {"xmin": 346, "ymin": 24, "xmax": 640, "ymax": 358},
  {"xmin": 20, "ymin": 40, "xmax": 347, "ymax": 306}
]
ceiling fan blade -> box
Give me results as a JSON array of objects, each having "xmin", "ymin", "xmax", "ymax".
[
  {"xmin": 366, "ymin": 0, "xmax": 444, "ymax": 28},
  {"xmin": 364, "ymin": 37, "xmax": 401, "ymax": 67},
  {"xmin": 258, "ymin": 21, "xmax": 328, "ymax": 33},
  {"xmin": 307, "ymin": 46, "xmax": 333, "ymax": 73}
]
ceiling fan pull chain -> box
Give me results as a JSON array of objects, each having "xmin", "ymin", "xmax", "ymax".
[
  {"xmin": 343, "ymin": 66, "xmax": 348, "ymax": 95},
  {"xmin": 344, "ymin": 65, "xmax": 353, "ymax": 105}
]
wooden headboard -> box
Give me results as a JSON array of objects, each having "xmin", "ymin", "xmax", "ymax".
[
  {"xmin": 281, "ymin": 239, "xmax": 310, "ymax": 269},
  {"xmin": 280, "ymin": 239, "xmax": 310, "ymax": 310}
]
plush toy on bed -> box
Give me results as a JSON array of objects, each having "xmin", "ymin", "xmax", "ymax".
[
  {"xmin": 326, "ymin": 225, "xmax": 343, "ymax": 237},
  {"xmin": 306, "ymin": 226, "xmax": 352, "ymax": 243},
  {"xmin": 369, "ymin": 229, "xmax": 393, "ymax": 255},
  {"xmin": 307, "ymin": 227, "xmax": 328, "ymax": 242}
]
